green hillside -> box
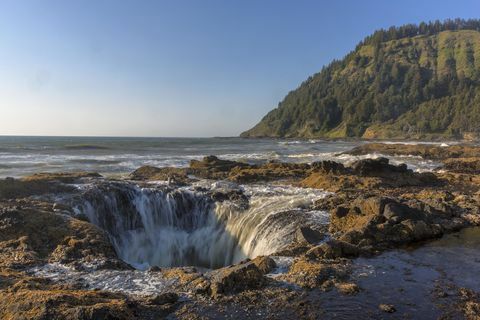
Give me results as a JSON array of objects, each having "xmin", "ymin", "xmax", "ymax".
[{"xmin": 241, "ymin": 19, "xmax": 480, "ymax": 140}]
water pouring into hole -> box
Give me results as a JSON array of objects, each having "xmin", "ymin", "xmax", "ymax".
[{"xmin": 71, "ymin": 181, "xmax": 329, "ymax": 270}]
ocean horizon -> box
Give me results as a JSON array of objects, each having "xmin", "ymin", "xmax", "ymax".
[{"xmin": 0, "ymin": 135, "xmax": 450, "ymax": 178}]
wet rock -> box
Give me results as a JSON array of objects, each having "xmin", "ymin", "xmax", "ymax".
[
  {"xmin": 295, "ymin": 226, "xmax": 324, "ymax": 244},
  {"xmin": 313, "ymin": 193, "xmax": 355, "ymax": 212},
  {"xmin": 0, "ymin": 282, "xmax": 136, "ymax": 320},
  {"xmin": 272, "ymin": 242, "xmax": 313, "ymax": 257},
  {"xmin": 463, "ymin": 301, "xmax": 480, "ymax": 319},
  {"xmin": 147, "ymin": 266, "xmax": 162, "ymax": 272},
  {"xmin": 311, "ymin": 161, "xmax": 347, "ymax": 174},
  {"xmin": 162, "ymin": 267, "xmax": 209, "ymax": 295},
  {"xmin": 301, "ymin": 171, "xmax": 381, "ymax": 192},
  {"xmin": 351, "ymin": 157, "xmax": 405, "ymax": 176},
  {"xmin": 458, "ymin": 288, "xmax": 480, "ymax": 319},
  {"xmin": 305, "ymin": 240, "xmax": 360, "ymax": 260},
  {"xmin": 443, "ymin": 157, "xmax": 480, "ymax": 174},
  {"xmin": 162, "ymin": 267, "xmax": 202, "ymax": 285},
  {"xmin": 208, "ymin": 260, "xmax": 265, "ymax": 297},
  {"xmin": 0, "ymin": 178, "xmax": 74, "ymax": 200},
  {"xmin": 145, "ymin": 292, "xmax": 179, "ymax": 305},
  {"xmin": 210, "ymin": 189, "xmax": 248, "ymax": 207},
  {"xmin": 399, "ymin": 219, "xmax": 443, "ymax": 241},
  {"xmin": 286, "ymin": 258, "xmax": 350, "ymax": 289},
  {"xmin": 329, "ymin": 197, "xmax": 390, "ymax": 234},
  {"xmin": 52, "ymin": 203, "xmax": 72, "ymax": 213},
  {"xmin": 0, "ymin": 204, "xmax": 125, "ymax": 269},
  {"xmin": 75, "ymin": 213, "xmax": 90, "ymax": 222},
  {"xmin": 346, "ymin": 143, "xmax": 480, "ymax": 160},
  {"xmin": 252, "ymin": 256, "xmax": 276, "ymax": 274},
  {"xmin": 128, "ymin": 166, "xmax": 191, "ymax": 184},
  {"xmin": 383, "ymin": 202, "xmax": 406, "ymax": 220},
  {"xmin": 350, "ymin": 157, "xmax": 439, "ymax": 186},
  {"xmin": 335, "ymin": 282, "xmax": 360, "ymax": 295},
  {"xmin": 328, "ymin": 195, "xmax": 472, "ymax": 251},
  {"xmin": 190, "ymin": 156, "xmax": 250, "ymax": 180},
  {"xmin": 302, "ymin": 158, "xmax": 440, "ymax": 192},
  {"xmin": 22, "ymin": 172, "xmax": 102, "ymax": 183},
  {"xmin": 379, "ymin": 304, "xmax": 396, "ymax": 313},
  {"xmin": 228, "ymin": 162, "xmax": 311, "ymax": 183}
]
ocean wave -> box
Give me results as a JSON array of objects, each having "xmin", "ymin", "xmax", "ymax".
[
  {"xmin": 331, "ymin": 152, "xmax": 440, "ymax": 172},
  {"xmin": 219, "ymin": 152, "xmax": 280, "ymax": 161},
  {"xmin": 64, "ymin": 144, "xmax": 110, "ymax": 150},
  {"xmin": 286, "ymin": 153, "xmax": 316, "ymax": 158},
  {"xmin": 278, "ymin": 140, "xmax": 303, "ymax": 145},
  {"xmin": 380, "ymin": 140, "xmax": 460, "ymax": 146},
  {"xmin": 67, "ymin": 159, "xmax": 121, "ymax": 165},
  {"xmin": 0, "ymin": 138, "xmax": 447, "ymax": 178}
]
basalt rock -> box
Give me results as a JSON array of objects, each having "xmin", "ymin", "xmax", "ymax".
[
  {"xmin": 328, "ymin": 195, "xmax": 473, "ymax": 251},
  {"xmin": 443, "ymin": 157, "xmax": 480, "ymax": 174},
  {"xmin": 0, "ymin": 178, "xmax": 75, "ymax": 200},
  {"xmin": 305, "ymin": 240, "xmax": 360, "ymax": 260},
  {"xmin": 129, "ymin": 156, "xmax": 252, "ymax": 182},
  {"xmin": 0, "ymin": 285, "xmax": 137, "ymax": 320},
  {"xmin": 295, "ymin": 226, "xmax": 324, "ymax": 245},
  {"xmin": 311, "ymin": 160, "xmax": 347, "ymax": 174},
  {"xmin": 286, "ymin": 258, "xmax": 350, "ymax": 289},
  {"xmin": 22, "ymin": 172, "xmax": 102, "ymax": 183},
  {"xmin": 302, "ymin": 157, "xmax": 440, "ymax": 192},
  {"xmin": 145, "ymin": 292, "xmax": 179, "ymax": 305},
  {"xmin": 190, "ymin": 156, "xmax": 251, "ymax": 180},
  {"xmin": 346, "ymin": 143, "xmax": 480, "ymax": 160},
  {"xmin": 458, "ymin": 288, "xmax": 480, "ymax": 320},
  {"xmin": 251, "ymin": 256, "xmax": 277, "ymax": 274},
  {"xmin": 350, "ymin": 157, "xmax": 440, "ymax": 186},
  {"xmin": 350, "ymin": 157, "xmax": 406, "ymax": 176},
  {"xmin": 271, "ymin": 242, "xmax": 314, "ymax": 257},
  {"xmin": 0, "ymin": 203, "xmax": 125, "ymax": 269},
  {"xmin": 379, "ymin": 304, "xmax": 396, "ymax": 313},
  {"xmin": 210, "ymin": 188, "xmax": 249, "ymax": 208},
  {"xmin": 228, "ymin": 162, "xmax": 311, "ymax": 183},
  {"xmin": 128, "ymin": 165, "xmax": 191, "ymax": 184},
  {"xmin": 335, "ymin": 282, "xmax": 360, "ymax": 295},
  {"xmin": 208, "ymin": 260, "xmax": 266, "ymax": 297},
  {"xmin": 161, "ymin": 267, "xmax": 209, "ymax": 294}
]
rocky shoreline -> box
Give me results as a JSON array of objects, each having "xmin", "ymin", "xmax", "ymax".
[{"xmin": 1, "ymin": 143, "xmax": 480, "ymax": 319}]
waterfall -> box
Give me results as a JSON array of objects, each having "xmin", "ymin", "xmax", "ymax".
[{"xmin": 72, "ymin": 182, "xmax": 328, "ymax": 270}]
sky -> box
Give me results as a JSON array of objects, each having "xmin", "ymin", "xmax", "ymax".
[{"xmin": 0, "ymin": 0, "xmax": 479, "ymax": 137}]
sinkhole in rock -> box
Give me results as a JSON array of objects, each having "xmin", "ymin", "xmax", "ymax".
[{"xmin": 72, "ymin": 182, "xmax": 328, "ymax": 270}]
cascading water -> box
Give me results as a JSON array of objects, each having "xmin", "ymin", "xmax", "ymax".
[{"xmin": 71, "ymin": 181, "xmax": 329, "ymax": 270}]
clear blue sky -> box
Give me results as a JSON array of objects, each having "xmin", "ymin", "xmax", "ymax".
[{"xmin": 0, "ymin": 0, "xmax": 479, "ymax": 137}]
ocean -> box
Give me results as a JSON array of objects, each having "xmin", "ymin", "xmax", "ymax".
[{"xmin": 0, "ymin": 136, "xmax": 447, "ymax": 178}]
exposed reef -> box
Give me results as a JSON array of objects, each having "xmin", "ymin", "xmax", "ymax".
[{"xmin": 1, "ymin": 143, "xmax": 480, "ymax": 319}]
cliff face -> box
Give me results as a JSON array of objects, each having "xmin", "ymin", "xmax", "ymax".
[{"xmin": 241, "ymin": 20, "xmax": 480, "ymax": 139}]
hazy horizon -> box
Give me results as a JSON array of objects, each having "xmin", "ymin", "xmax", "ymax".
[
  {"xmin": 1, "ymin": 0, "xmax": 479, "ymax": 137},
  {"xmin": 0, "ymin": 134, "xmax": 238, "ymax": 138}
]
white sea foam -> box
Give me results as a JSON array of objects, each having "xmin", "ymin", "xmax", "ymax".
[
  {"xmin": 268, "ymin": 256, "xmax": 295, "ymax": 277},
  {"xmin": 278, "ymin": 140, "xmax": 303, "ymax": 145},
  {"xmin": 380, "ymin": 140, "xmax": 460, "ymax": 146},
  {"xmin": 30, "ymin": 263, "xmax": 177, "ymax": 296},
  {"xmin": 218, "ymin": 152, "xmax": 280, "ymax": 161},
  {"xmin": 286, "ymin": 153, "xmax": 316, "ymax": 158}
]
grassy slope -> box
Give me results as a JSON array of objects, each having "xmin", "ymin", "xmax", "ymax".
[{"xmin": 241, "ymin": 30, "xmax": 480, "ymax": 139}]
